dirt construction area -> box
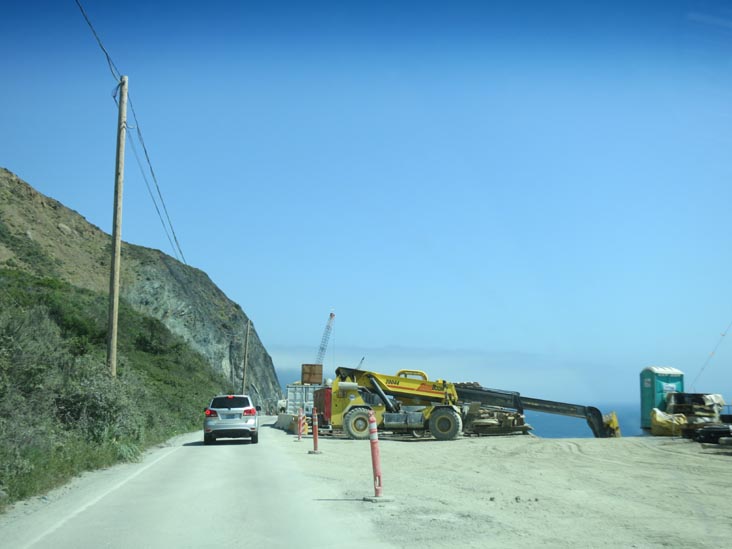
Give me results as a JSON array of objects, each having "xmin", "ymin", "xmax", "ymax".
[
  {"xmin": 292, "ymin": 428, "xmax": 732, "ymax": 548},
  {"xmin": 1, "ymin": 419, "xmax": 730, "ymax": 548}
]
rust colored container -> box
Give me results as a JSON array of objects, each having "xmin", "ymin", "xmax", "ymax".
[
  {"xmin": 301, "ymin": 363, "xmax": 323, "ymax": 385},
  {"xmin": 314, "ymin": 387, "xmax": 332, "ymax": 423}
]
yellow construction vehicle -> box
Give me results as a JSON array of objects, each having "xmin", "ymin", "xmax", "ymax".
[
  {"xmin": 314, "ymin": 366, "xmax": 620, "ymax": 440},
  {"xmin": 323, "ymin": 366, "xmax": 465, "ymax": 440}
]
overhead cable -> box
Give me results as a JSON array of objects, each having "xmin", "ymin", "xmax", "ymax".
[
  {"xmin": 74, "ymin": 0, "xmax": 120, "ymax": 81},
  {"xmin": 128, "ymin": 136, "xmax": 181, "ymax": 261},
  {"xmin": 74, "ymin": 0, "xmax": 187, "ymax": 264},
  {"xmin": 690, "ymin": 318, "xmax": 732, "ymax": 390},
  {"xmin": 127, "ymin": 98, "xmax": 187, "ymax": 264}
]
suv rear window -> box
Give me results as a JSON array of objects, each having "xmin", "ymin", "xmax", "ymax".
[{"xmin": 211, "ymin": 396, "xmax": 251, "ymax": 409}]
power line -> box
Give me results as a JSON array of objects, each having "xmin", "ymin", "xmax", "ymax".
[
  {"xmin": 74, "ymin": 0, "xmax": 120, "ymax": 81},
  {"xmin": 690, "ymin": 318, "xmax": 732, "ymax": 390},
  {"xmin": 75, "ymin": 0, "xmax": 187, "ymax": 264},
  {"xmin": 127, "ymin": 98, "xmax": 187, "ymax": 264},
  {"xmin": 112, "ymin": 85, "xmax": 184, "ymax": 262},
  {"xmin": 127, "ymin": 136, "xmax": 181, "ymax": 261}
]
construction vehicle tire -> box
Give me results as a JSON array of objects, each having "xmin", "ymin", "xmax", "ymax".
[
  {"xmin": 429, "ymin": 408, "xmax": 462, "ymax": 440},
  {"xmin": 343, "ymin": 408, "xmax": 371, "ymax": 440}
]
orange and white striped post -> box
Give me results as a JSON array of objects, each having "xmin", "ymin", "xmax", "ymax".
[
  {"xmin": 309, "ymin": 406, "xmax": 322, "ymax": 454},
  {"xmin": 368, "ymin": 409, "xmax": 383, "ymax": 497},
  {"xmin": 297, "ymin": 407, "xmax": 303, "ymax": 441}
]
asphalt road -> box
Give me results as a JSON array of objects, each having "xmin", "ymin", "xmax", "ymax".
[{"xmin": 0, "ymin": 417, "xmax": 394, "ymax": 549}]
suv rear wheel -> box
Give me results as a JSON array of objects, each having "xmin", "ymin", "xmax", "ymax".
[
  {"xmin": 204, "ymin": 433, "xmax": 215, "ymax": 445},
  {"xmin": 251, "ymin": 432, "xmax": 259, "ymax": 444}
]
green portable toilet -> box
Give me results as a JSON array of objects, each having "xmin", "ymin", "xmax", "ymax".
[{"xmin": 640, "ymin": 366, "xmax": 684, "ymax": 429}]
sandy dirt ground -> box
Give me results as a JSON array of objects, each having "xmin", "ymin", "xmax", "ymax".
[
  {"xmin": 1, "ymin": 419, "xmax": 730, "ymax": 548},
  {"xmin": 284, "ymin": 424, "xmax": 732, "ymax": 548}
]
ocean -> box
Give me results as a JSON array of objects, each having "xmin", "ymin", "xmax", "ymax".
[{"xmin": 524, "ymin": 403, "xmax": 645, "ymax": 438}]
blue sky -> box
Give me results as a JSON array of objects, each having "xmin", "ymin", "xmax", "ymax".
[{"xmin": 2, "ymin": 1, "xmax": 732, "ymax": 406}]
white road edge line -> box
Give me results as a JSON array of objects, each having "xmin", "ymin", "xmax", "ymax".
[{"xmin": 21, "ymin": 444, "xmax": 182, "ymax": 549}]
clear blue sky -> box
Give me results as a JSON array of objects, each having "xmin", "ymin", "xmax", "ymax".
[{"xmin": 2, "ymin": 0, "xmax": 731, "ymax": 405}]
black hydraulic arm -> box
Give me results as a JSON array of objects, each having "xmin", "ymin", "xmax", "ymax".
[
  {"xmin": 455, "ymin": 384, "xmax": 524, "ymax": 410},
  {"xmin": 517, "ymin": 396, "xmax": 612, "ymax": 438},
  {"xmin": 335, "ymin": 367, "xmax": 399, "ymax": 412},
  {"xmin": 454, "ymin": 384, "xmax": 613, "ymax": 438},
  {"xmin": 366, "ymin": 374, "xmax": 398, "ymax": 412}
]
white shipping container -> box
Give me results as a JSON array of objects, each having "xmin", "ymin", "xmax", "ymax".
[{"xmin": 285, "ymin": 384, "xmax": 325, "ymax": 415}]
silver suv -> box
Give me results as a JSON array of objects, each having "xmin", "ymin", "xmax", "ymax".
[{"xmin": 203, "ymin": 394, "xmax": 261, "ymax": 444}]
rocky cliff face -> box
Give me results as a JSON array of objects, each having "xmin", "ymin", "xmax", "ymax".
[{"xmin": 0, "ymin": 167, "xmax": 281, "ymax": 406}]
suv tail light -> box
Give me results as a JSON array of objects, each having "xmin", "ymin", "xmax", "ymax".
[
  {"xmin": 242, "ymin": 408, "xmax": 256, "ymax": 416},
  {"xmin": 205, "ymin": 408, "xmax": 218, "ymax": 418}
]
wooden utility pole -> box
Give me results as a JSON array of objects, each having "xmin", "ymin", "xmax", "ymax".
[
  {"xmin": 242, "ymin": 319, "xmax": 251, "ymax": 393},
  {"xmin": 107, "ymin": 75, "xmax": 128, "ymax": 377}
]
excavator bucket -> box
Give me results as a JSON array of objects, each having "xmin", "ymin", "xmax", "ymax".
[{"xmin": 603, "ymin": 411, "xmax": 621, "ymax": 437}]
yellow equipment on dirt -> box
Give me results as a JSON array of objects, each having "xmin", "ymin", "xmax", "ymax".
[
  {"xmin": 315, "ymin": 366, "xmax": 620, "ymax": 440},
  {"xmin": 327, "ymin": 367, "xmax": 465, "ymax": 440}
]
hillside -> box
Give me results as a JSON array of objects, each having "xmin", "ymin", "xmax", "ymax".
[
  {"xmin": 0, "ymin": 167, "xmax": 280, "ymax": 406},
  {"xmin": 0, "ymin": 268, "xmax": 235, "ymax": 503}
]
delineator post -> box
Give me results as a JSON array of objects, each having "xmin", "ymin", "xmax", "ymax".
[
  {"xmin": 368, "ymin": 409, "xmax": 383, "ymax": 497},
  {"xmin": 309, "ymin": 406, "xmax": 322, "ymax": 454},
  {"xmin": 297, "ymin": 408, "xmax": 303, "ymax": 441}
]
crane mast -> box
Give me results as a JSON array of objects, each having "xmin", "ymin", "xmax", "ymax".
[{"xmin": 314, "ymin": 312, "xmax": 335, "ymax": 365}]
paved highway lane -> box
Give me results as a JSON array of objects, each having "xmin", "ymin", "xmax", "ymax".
[{"xmin": 0, "ymin": 417, "xmax": 395, "ymax": 549}]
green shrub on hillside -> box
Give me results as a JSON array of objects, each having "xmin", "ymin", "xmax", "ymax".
[
  {"xmin": 0, "ymin": 268, "xmax": 233, "ymax": 508},
  {"xmin": 0, "ymin": 219, "xmax": 59, "ymax": 277}
]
